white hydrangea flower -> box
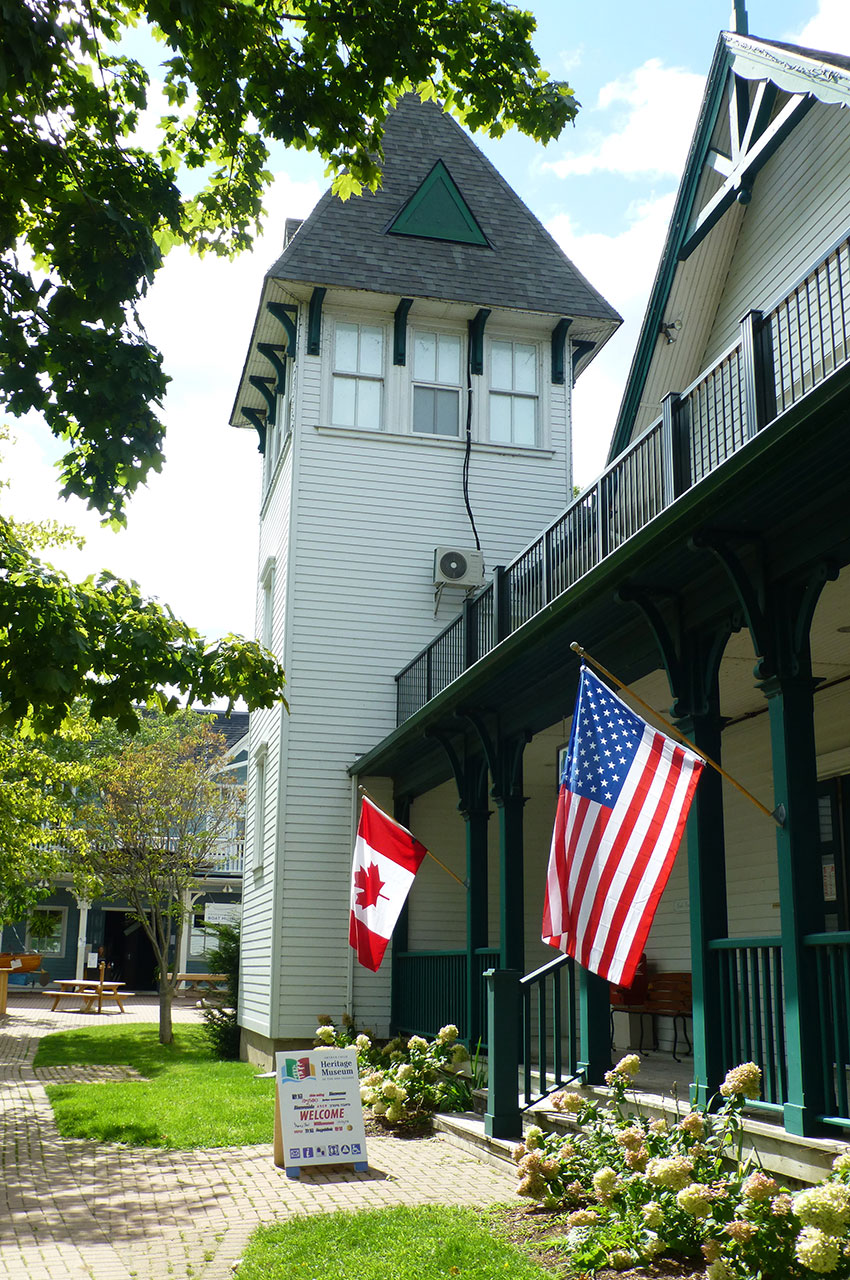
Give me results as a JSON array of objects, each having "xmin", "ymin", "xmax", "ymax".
[
  {"xmin": 793, "ymin": 1183, "xmax": 850, "ymax": 1234},
  {"xmin": 795, "ymin": 1227, "xmax": 842, "ymax": 1273},
  {"xmin": 315, "ymin": 1025, "xmax": 336, "ymax": 1044}
]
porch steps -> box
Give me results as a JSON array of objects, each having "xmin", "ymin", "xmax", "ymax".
[{"xmin": 434, "ymin": 1082, "xmax": 850, "ymax": 1187}]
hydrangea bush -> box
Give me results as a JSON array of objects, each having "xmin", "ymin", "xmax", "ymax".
[
  {"xmin": 512, "ymin": 1056, "xmax": 850, "ymax": 1277},
  {"xmin": 314, "ymin": 1017, "xmax": 473, "ymax": 1129}
]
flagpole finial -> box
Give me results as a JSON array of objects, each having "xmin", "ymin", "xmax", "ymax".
[{"xmin": 570, "ymin": 641, "xmax": 586, "ymax": 659}]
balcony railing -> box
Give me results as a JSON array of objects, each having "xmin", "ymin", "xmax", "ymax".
[{"xmin": 396, "ymin": 233, "xmax": 850, "ymax": 724}]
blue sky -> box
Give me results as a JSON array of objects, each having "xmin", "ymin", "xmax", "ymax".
[{"xmin": 5, "ymin": 0, "xmax": 848, "ymax": 648}]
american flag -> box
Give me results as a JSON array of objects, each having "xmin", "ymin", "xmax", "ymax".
[{"xmin": 542, "ymin": 666, "xmax": 703, "ymax": 987}]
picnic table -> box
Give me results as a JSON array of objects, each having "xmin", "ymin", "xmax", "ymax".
[{"xmin": 46, "ymin": 975, "xmax": 131, "ymax": 1014}]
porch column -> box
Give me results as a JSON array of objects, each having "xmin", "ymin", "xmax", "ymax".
[
  {"xmin": 74, "ymin": 898, "xmax": 90, "ymax": 980},
  {"xmin": 761, "ymin": 665, "xmax": 825, "ymax": 1136},
  {"xmin": 677, "ymin": 692, "xmax": 728, "ymax": 1107},
  {"xmin": 493, "ymin": 734, "xmax": 529, "ymax": 973},
  {"xmin": 579, "ymin": 968, "xmax": 611, "ymax": 1083},
  {"xmin": 462, "ymin": 795, "xmax": 490, "ymax": 1049}
]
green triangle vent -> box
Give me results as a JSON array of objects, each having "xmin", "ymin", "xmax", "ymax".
[{"xmin": 387, "ymin": 160, "xmax": 489, "ymax": 247}]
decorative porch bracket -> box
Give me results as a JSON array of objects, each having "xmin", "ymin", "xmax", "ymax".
[{"xmin": 688, "ymin": 530, "xmax": 775, "ymax": 678}]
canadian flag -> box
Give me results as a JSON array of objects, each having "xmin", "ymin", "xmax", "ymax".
[{"xmin": 349, "ymin": 797, "xmax": 428, "ymax": 972}]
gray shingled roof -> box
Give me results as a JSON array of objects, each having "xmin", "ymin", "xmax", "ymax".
[{"xmin": 266, "ymin": 96, "xmax": 620, "ymax": 324}]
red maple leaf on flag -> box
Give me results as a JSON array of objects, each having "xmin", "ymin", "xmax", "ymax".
[{"xmin": 354, "ymin": 862, "xmax": 389, "ymax": 909}]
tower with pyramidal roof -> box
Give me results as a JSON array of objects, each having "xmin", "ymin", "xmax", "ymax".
[{"xmin": 230, "ymin": 96, "xmax": 620, "ymax": 1062}]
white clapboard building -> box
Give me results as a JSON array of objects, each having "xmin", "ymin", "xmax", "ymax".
[{"xmin": 230, "ymin": 95, "xmax": 620, "ymax": 1063}]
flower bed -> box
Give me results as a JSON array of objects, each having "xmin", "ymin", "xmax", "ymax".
[{"xmin": 509, "ymin": 1055, "xmax": 850, "ymax": 1277}]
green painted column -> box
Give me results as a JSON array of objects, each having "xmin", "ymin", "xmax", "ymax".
[
  {"xmin": 761, "ymin": 668, "xmax": 825, "ymax": 1136},
  {"xmin": 578, "ymin": 967, "xmax": 611, "ymax": 1083},
  {"xmin": 484, "ymin": 967, "xmax": 522, "ymax": 1138},
  {"xmin": 463, "ymin": 802, "xmax": 490, "ymax": 1048},
  {"xmin": 677, "ymin": 697, "xmax": 728, "ymax": 1108},
  {"xmin": 496, "ymin": 789, "xmax": 525, "ymax": 972}
]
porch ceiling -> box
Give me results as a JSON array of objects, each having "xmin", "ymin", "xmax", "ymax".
[{"xmin": 351, "ymin": 369, "xmax": 850, "ymax": 797}]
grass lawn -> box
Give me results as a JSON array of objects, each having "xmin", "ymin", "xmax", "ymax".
[
  {"xmin": 236, "ymin": 1206, "xmax": 558, "ymax": 1280},
  {"xmin": 34, "ymin": 1024, "xmax": 275, "ymax": 1148}
]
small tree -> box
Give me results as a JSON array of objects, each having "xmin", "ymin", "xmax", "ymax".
[
  {"xmin": 78, "ymin": 716, "xmax": 243, "ymax": 1044},
  {"xmin": 0, "ymin": 727, "xmax": 87, "ymax": 930}
]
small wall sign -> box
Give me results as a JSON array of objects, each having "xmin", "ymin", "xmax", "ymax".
[{"xmin": 273, "ymin": 1047, "xmax": 368, "ymax": 1179}]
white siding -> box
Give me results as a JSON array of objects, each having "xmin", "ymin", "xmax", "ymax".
[
  {"xmin": 703, "ymin": 102, "xmax": 850, "ymax": 365},
  {"xmin": 252, "ymin": 300, "xmax": 575, "ymax": 1041}
]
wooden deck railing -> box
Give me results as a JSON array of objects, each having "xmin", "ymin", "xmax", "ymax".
[{"xmin": 396, "ymin": 233, "xmax": 850, "ymax": 725}]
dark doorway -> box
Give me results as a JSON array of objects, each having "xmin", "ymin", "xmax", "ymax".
[
  {"xmin": 818, "ymin": 777, "xmax": 850, "ymax": 931},
  {"xmin": 103, "ymin": 911, "xmax": 158, "ymax": 990}
]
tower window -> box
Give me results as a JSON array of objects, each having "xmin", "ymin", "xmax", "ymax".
[
  {"xmin": 412, "ymin": 331, "xmax": 462, "ymax": 437},
  {"xmin": 331, "ymin": 322, "xmax": 384, "ymax": 429},
  {"xmin": 488, "ymin": 340, "xmax": 538, "ymax": 446}
]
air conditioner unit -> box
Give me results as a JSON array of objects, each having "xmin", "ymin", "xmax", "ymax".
[{"xmin": 433, "ymin": 547, "xmax": 485, "ymax": 589}]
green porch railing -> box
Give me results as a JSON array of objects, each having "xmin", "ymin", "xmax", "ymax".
[
  {"xmin": 804, "ymin": 932, "xmax": 850, "ymax": 1128},
  {"xmin": 392, "ymin": 948, "xmax": 500, "ymax": 1043},
  {"xmin": 708, "ymin": 936, "xmax": 786, "ymax": 1111},
  {"xmin": 520, "ymin": 952, "xmax": 579, "ymax": 1108},
  {"xmin": 485, "ymin": 954, "xmax": 581, "ymax": 1138}
]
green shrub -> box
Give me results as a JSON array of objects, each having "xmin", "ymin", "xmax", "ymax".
[
  {"xmin": 314, "ymin": 1017, "xmax": 473, "ymax": 1129},
  {"xmin": 511, "ymin": 1054, "xmax": 850, "ymax": 1278},
  {"xmin": 200, "ymin": 923, "xmax": 240, "ymax": 1060}
]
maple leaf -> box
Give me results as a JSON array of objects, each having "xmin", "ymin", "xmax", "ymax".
[{"xmin": 355, "ymin": 862, "xmax": 389, "ymax": 910}]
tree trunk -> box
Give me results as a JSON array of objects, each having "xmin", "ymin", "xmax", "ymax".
[{"xmin": 159, "ymin": 980, "xmax": 174, "ymax": 1045}]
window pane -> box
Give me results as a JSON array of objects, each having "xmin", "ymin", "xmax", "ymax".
[
  {"xmin": 490, "ymin": 341, "xmax": 513, "ymax": 390},
  {"xmin": 413, "ymin": 333, "xmax": 437, "ymax": 382},
  {"xmin": 437, "ymin": 335, "xmax": 461, "ymax": 385},
  {"xmin": 356, "ymin": 378, "xmax": 382, "ymax": 429},
  {"xmin": 334, "ymin": 322, "xmax": 358, "ymax": 372},
  {"xmin": 413, "ymin": 386, "xmax": 436, "ymax": 433},
  {"xmin": 359, "ymin": 326, "xmax": 384, "ymax": 376},
  {"xmin": 435, "ymin": 388, "xmax": 460, "ymax": 436},
  {"xmin": 514, "ymin": 344, "xmax": 537, "ymax": 393},
  {"xmin": 332, "ymin": 375, "xmax": 356, "ymax": 426},
  {"xmin": 489, "ymin": 392, "xmax": 512, "ymax": 442},
  {"xmin": 513, "ymin": 396, "xmax": 537, "ymax": 446}
]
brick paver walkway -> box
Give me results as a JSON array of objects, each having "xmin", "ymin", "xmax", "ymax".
[{"xmin": 0, "ymin": 995, "xmax": 517, "ymax": 1280}]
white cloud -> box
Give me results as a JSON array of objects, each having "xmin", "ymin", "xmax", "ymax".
[
  {"xmin": 544, "ymin": 59, "xmax": 704, "ymax": 180},
  {"xmin": 547, "ymin": 193, "xmax": 675, "ymax": 483},
  {"xmin": 791, "ymin": 0, "xmax": 850, "ymax": 53}
]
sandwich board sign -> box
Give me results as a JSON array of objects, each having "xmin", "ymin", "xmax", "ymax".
[{"xmin": 273, "ymin": 1047, "xmax": 368, "ymax": 1179}]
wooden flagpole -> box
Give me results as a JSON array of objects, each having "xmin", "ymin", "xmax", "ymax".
[
  {"xmin": 357, "ymin": 786, "xmax": 468, "ymax": 887},
  {"xmin": 569, "ymin": 642, "xmax": 784, "ymax": 827}
]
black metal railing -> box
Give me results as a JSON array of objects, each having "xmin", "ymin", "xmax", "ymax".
[
  {"xmin": 520, "ymin": 952, "xmax": 579, "ymax": 1108},
  {"xmin": 396, "ymin": 233, "xmax": 850, "ymax": 725}
]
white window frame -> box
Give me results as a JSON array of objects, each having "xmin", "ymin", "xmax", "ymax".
[
  {"xmin": 410, "ymin": 329, "xmax": 464, "ymax": 438},
  {"xmin": 27, "ymin": 906, "xmax": 68, "ymax": 956},
  {"xmin": 486, "ymin": 337, "xmax": 541, "ymax": 447},
  {"xmin": 330, "ymin": 320, "xmax": 386, "ymax": 431},
  {"xmin": 252, "ymin": 743, "xmax": 269, "ymax": 872},
  {"xmin": 260, "ymin": 557, "xmax": 276, "ymax": 652}
]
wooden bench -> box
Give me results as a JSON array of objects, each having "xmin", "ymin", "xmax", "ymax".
[
  {"xmin": 173, "ymin": 973, "xmax": 229, "ymax": 995},
  {"xmin": 611, "ymin": 971, "xmax": 693, "ymax": 1061}
]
